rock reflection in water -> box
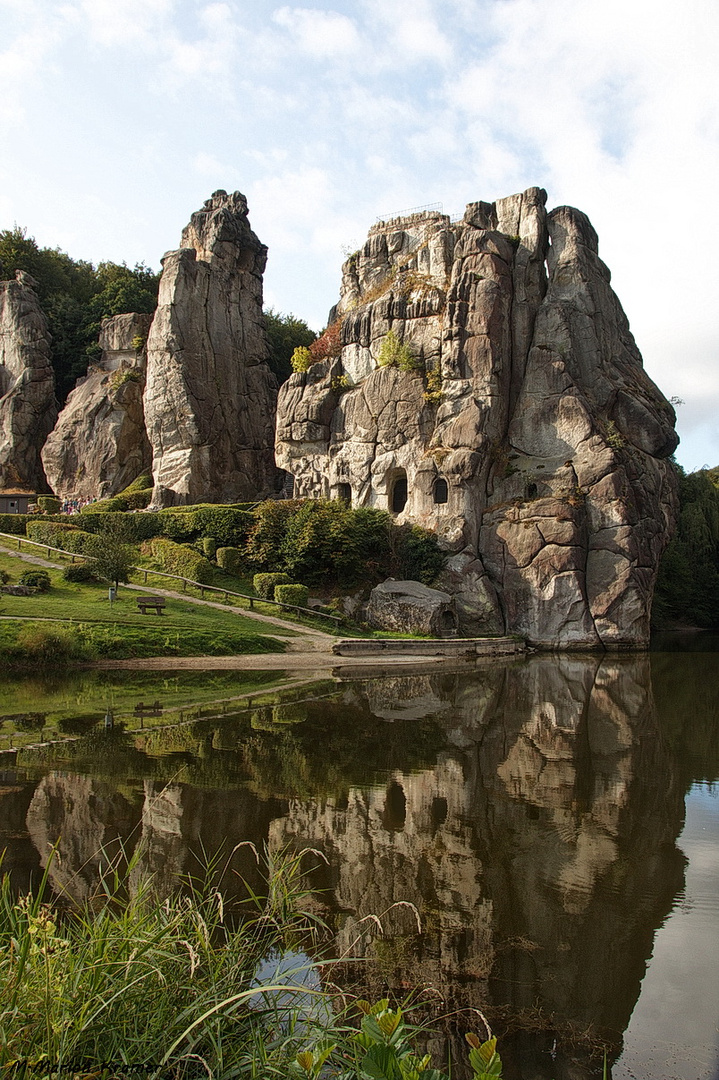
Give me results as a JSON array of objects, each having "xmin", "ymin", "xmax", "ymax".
[
  {"xmin": 269, "ymin": 657, "xmax": 685, "ymax": 1078},
  {"xmin": 0, "ymin": 655, "xmax": 701, "ymax": 1079}
]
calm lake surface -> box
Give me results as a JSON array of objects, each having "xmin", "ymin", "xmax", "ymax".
[{"xmin": 0, "ymin": 643, "xmax": 717, "ymax": 1079}]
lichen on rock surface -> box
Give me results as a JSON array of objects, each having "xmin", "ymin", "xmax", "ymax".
[
  {"xmin": 0, "ymin": 270, "xmax": 57, "ymax": 492},
  {"xmin": 276, "ymin": 188, "xmax": 679, "ymax": 648},
  {"xmin": 42, "ymin": 312, "xmax": 153, "ymax": 500},
  {"xmin": 143, "ymin": 190, "xmax": 278, "ymax": 506}
]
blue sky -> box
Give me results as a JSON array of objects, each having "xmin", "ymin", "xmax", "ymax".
[{"xmin": 1, "ymin": 0, "xmax": 718, "ymax": 470}]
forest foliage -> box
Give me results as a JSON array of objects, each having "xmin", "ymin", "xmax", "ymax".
[
  {"xmin": 0, "ymin": 226, "xmax": 159, "ymax": 402},
  {"xmin": 1, "ymin": 228, "xmax": 316, "ymax": 400},
  {"xmin": 653, "ymin": 466, "xmax": 719, "ymax": 628}
]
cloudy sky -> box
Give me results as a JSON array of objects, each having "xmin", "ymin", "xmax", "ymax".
[{"xmin": 1, "ymin": 0, "xmax": 717, "ymax": 470}]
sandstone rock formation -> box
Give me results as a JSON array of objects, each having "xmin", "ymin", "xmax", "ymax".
[
  {"xmin": 367, "ymin": 579, "xmax": 457, "ymax": 635},
  {"xmin": 42, "ymin": 313, "xmax": 153, "ymax": 500},
  {"xmin": 144, "ymin": 190, "xmax": 278, "ymax": 506},
  {"xmin": 0, "ymin": 270, "xmax": 57, "ymax": 491},
  {"xmin": 276, "ymin": 189, "xmax": 679, "ymax": 648}
]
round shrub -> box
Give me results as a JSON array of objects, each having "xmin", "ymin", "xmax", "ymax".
[
  {"xmin": 63, "ymin": 563, "xmax": 97, "ymax": 583},
  {"xmin": 253, "ymin": 572, "xmax": 291, "ymax": 600},
  {"xmin": 274, "ymin": 583, "xmax": 309, "ymax": 609},
  {"xmin": 0, "ymin": 570, "xmax": 10, "ymax": 584},
  {"xmin": 18, "ymin": 569, "xmax": 51, "ymax": 592},
  {"xmin": 216, "ymin": 547, "xmax": 243, "ymax": 575}
]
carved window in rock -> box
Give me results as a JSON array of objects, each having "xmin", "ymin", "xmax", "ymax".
[
  {"xmin": 337, "ymin": 483, "xmax": 352, "ymax": 504},
  {"xmin": 433, "ymin": 477, "xmax": 448, "ymax": 504},
  {"xmin": 391, "ymin": 471, "xmax": 408, "ymax": 514}
]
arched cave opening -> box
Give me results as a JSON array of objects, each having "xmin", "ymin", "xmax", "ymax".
[
  {"xmin": 433, "ymin": 477, "xmax": 448, "ymax": 504},
  {"xmin": 391, "ymin": 472, "xmax": 408, "ymax": 513}
]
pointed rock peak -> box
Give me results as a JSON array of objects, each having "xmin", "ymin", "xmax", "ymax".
[{"xmin": 180, "ymin": 189, "xmax": 258, "ymax": 262}]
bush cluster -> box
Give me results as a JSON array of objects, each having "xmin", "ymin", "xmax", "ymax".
[
  {"xmin": 149, "ymin": 538, "xmax": 214, "ymax": 584},
  {"xmin": 18, "ymin": 570, "xmax": 51, "ymax": 591},
  {"xmin": 63, "ymin": 563, "xmax": 97, "ymax": 583},
  {"xmin": 246, "ymin": 499, "xmax": 444, "ymax": 589}
]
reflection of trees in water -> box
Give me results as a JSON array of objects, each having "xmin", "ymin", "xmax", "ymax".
[{"xmin": 2, "ymin": 654, "xmax": 712, "ymax": 1078}]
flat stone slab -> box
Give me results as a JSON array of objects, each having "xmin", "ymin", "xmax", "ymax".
[{"xmin": 332, "ymin": 637, "xmax": 524, "ymax": 657}]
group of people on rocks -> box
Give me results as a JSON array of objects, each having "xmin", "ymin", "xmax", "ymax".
[{"xmin": 61, "ymin": 497, "xmax": 97, "ymax": 514}]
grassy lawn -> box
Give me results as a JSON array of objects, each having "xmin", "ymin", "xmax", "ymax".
[{"xmin": 0, "ymin": 552, "xmax": 288, "ymax": 662}]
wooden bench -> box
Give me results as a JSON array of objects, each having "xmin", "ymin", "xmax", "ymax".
[{"xmin": 136, "ymin": 595, "xmax": 166, "ymax": 615}]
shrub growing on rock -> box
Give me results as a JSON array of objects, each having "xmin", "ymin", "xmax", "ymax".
[
  {"xmin": 274, "ymin": 583, "xmax": 309, "ymax": 608},
  {"xmin": 253, "ymin": 572, "xmax": 291, "ymax": 599}
]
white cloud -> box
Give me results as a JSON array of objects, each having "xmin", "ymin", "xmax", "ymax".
[
  {"xmin": 272, "ymin": 7, "xmax": 361, "ymax": 59},
  {"xmin": 76, "ymin": 0, "xmax": 174, "ymax": 48}
]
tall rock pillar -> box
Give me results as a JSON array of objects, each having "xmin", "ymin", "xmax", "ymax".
[
  {"xmin": 144, "ymin": 190, "xmax": 278, "ymax": 506},
  {"xmin": 0, "ymin": 271, "xmax": 57, "ymax": 491}
]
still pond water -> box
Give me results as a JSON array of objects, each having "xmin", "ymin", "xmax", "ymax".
[{"xmin": 0, "ymin": 640, "xmax": 717, "ymax": 1080}]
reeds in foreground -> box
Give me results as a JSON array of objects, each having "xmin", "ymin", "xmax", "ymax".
[{"xmin": 0, "ymin": 843, "xmax": 505, "ymax": 1079}]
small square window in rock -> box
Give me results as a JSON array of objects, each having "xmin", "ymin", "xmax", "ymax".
[{"xmin": 433, "ymin": 477, "xmax": 448, "ymax": 504}]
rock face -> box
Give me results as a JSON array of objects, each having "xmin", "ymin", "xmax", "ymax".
[
  {"xmin": 367, "ymin": 579, "xmax": 457, "ymax": 635},
  {"xmin": 0, "ymin": 271, "xmax": 57, "ymax": 491},
  {"xmin": 276, "ymin": 189, "xmax": 679, "ymax": 648},
  {"xmin": 42, "ymin": 313, "xmax": 153, "ymax": 500},
  {"xmin": 143, "ymin": 190, "xmax": 278, "ymax": 506}
]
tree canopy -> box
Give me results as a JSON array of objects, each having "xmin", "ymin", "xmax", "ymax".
[
  {"xmin": 0, "ymin": 227, "xmax": 160, "ymax": 402},
  {"xmin": 653, "ymin": 466, "xmax": 719, "ymax": 629},
  {"xmin": 263, "ymin": 308, "xmax": 317, "ymax": 384}
]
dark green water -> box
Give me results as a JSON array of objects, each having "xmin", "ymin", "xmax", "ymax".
[{"xmin": 0, "ymin": 645, "xmax": 717, "ymax": 1079}]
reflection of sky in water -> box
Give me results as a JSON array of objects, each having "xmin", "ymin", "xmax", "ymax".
[
  {"xmin": 615, "ymin": 783, "xmax": 719, "ymax": 1080},
  {"xmin": 251, "ymin": 949, "xmax": 333, "ymax": 1030}
]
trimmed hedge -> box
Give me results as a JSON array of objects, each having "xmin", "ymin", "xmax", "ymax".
[
  {"xmin": 253, "ymin": 572, "xmax": 291, "ymax": 599},
  {"xmin": 26, "ymin": 520, "xmax": 95, "ymax": 554},
  {"xmin": 274, "ymin": 583, "xmax": 309, "ymax": 608},
  {"xmin": 149, "ymin": 538, "xmax": 214, "ymax": 584},
  {"xmin": 217, "ymin": 547, "xmax": 243, "ymax": 575},
  {"xmin": 202, "ymin": 537, "xmax": 217, "ymax": 560},
  {"xmin": 37, "ymin": 496, "xmax": 61, "ymax": 513},
  {"xmin": 0, "ymin": 514, "xmax": 32, "ymax": 536}
]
